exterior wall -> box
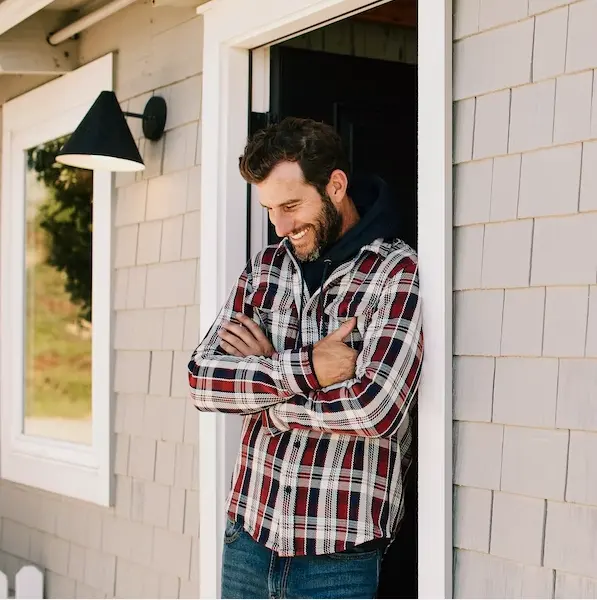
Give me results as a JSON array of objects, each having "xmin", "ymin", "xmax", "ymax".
[
  {"xmin": 0, "ymin": 2, "xmax": 203, "ymax": 598},
  {"xmin": 452, "ymin": 0, "xmax": 597, "ymax": 597}
]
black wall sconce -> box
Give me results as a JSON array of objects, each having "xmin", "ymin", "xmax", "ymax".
[{"xmin": 56, "ymin": 91, "xmax": 167, "ymax": 172}]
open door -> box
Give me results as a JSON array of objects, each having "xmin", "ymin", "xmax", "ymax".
[{"xmin": 198, "ymin": 0, "xmax": 453, "ymax": 595}]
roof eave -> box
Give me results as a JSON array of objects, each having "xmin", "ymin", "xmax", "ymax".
[{"xmin": 0, "ymin": 0, "xmax": 57, "ymax": 37}]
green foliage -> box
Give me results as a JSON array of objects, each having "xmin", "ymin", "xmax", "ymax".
[{"xmin": 27, "ymin": 136, "xmax": 93, "ymax": 323}]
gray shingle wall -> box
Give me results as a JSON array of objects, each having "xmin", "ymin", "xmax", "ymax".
[{"xmin": 453, "ymin": 0, "xmax": 597, "ymax": 597}]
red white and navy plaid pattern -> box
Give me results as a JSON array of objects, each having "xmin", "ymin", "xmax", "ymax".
[{"xmin": 188, "ymin": 237, "xmax": 423, "ymax": 557}]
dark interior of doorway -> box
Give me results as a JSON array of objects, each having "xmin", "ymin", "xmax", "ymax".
[{"xmin": 250, "ymin": 1, "xmax": 418, "ymax": 597}]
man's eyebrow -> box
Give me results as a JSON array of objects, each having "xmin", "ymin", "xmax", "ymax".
[{"xmin": 260, "ymin": 198, "xmax": 302, "ymax": 208}]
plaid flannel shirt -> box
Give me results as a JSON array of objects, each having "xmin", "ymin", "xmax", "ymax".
[{"xmin": 188, "ymin": 236, "xmax": 423, "ymax": 557}]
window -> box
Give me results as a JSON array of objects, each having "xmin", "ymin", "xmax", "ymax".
[{"xmin": 1, "ymin": 54, "xmax": 114, "ymax": 506}]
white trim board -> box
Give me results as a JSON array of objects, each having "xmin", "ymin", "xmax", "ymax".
[
  {"xmin": 0, "ymin": 53, "xmax": 115, "ymax": 506},
  {"xmin": 196, "ymin": 1, "xmax": 453, "ymax": 598},
  {"xmin": 0, "ymin": 0, "xmax": 57, "ymax": 36}
]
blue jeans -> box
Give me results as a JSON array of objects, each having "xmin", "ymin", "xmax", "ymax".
[{"xmin": 221, "ymin": 519, "xmax": 383, "ymax": 599}]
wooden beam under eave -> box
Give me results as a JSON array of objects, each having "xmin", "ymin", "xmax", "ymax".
[
  {"xmin": 0, "ymin": 12, "xmax": 78, "ymax": 75},
  {"xmin": 151, "ymin": 0, "xmax": 210, "ymax": 6}
]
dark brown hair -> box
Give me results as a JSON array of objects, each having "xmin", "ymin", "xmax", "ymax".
[{"xmin": 238, "ymin": 117, "xmax": 350, "ymax": 196}]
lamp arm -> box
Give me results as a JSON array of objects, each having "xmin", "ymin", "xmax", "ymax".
[{"xmin": 122, "ymin": 111, "xmax": 144, "ymax": 119}]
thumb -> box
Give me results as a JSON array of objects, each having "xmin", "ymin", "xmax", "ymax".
[{"xmin": 328, "ymin": 317, "xmax": 357, "ymax": 342}]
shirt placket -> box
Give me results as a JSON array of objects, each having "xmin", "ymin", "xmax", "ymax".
[{"xmin": 279, "ymin": 439, "xmax": 303, "ymax": 557}]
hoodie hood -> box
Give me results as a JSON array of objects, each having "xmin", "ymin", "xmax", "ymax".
[
  {"xmin": 300, "ymin": 173, "xmax": 400, "ymax": 295},
  {"xmin": 322, "ymin": 173, "xmax": 401, "ymax": 265}
]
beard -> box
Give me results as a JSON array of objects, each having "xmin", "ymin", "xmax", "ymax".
[{"xmin": 291, "ymin": 192, "xmax": 343, "ymax": 262}]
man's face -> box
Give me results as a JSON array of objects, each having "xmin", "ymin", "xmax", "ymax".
[{"xmin": 257, "ymin": 161, "xmax": 343, "ymax": 262}]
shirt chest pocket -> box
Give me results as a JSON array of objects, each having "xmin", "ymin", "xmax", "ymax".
[
  {"xmin": 323, "ymin": 291, "xmax": 378, "ymax": 352},
  {"xmin": 245, "ymin": 284, "xmax": 299, "ymax": 351}
]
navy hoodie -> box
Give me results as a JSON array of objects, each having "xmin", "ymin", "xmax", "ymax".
[{"xmin": 300, "ymin": 173, "xmax": 402, "ymax": 297}]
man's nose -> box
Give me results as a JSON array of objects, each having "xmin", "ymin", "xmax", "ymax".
[{"xmin": 272, "ymin": 213, "xmax": 294, "ymax": 239}]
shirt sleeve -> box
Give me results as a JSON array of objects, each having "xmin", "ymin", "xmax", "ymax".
[
  {"xmin": 263, "ymin": 258, "xmax": 423, "ymax": 438},
  {"xmin": 187, "ymin": 256, "xmax": 320, "ymax": 414}
]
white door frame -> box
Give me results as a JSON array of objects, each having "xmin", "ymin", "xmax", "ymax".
[{"xmin": 196, "ymin": 1, "xmax": 453, "ymax": 598}]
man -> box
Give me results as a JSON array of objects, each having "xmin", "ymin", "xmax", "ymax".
[{"xmin": 188, "ymin": 117, "xmax": 423, "ymax": 599}]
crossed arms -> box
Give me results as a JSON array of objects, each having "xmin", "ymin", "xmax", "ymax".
[{"xmin": 188, "ymin": 256, "xmax": 423, "ymax": 438}]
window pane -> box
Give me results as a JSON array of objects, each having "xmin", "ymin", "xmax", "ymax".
[{"xmin": 24, "ymin": 136, "xmax": 93, "ymax": 445}]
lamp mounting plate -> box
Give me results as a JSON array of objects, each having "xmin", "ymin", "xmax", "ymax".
[{"xmin": 141, "ymin": 96, "xmax": 167, "ymax": 141}]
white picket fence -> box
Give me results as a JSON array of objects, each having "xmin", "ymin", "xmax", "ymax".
[{"xmin": 0, "ymin": 566, "xmax": 43, "ymax": 599}]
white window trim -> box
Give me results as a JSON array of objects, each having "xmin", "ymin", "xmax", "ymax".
[
  {"xmin": 0, "ymin": 53, "xmax": 115, "ymax": 506},
  {"xmin": 196, "ymin": 1, "xmax": 453, "ymax": 597}
]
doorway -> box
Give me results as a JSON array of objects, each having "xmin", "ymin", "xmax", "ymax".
[
  {"xmin": 196, "ymin": 0, "xmax": 452, "ymax": 596},
  {"xmin": 248, "ymin": 3, "xmax": 418, "ymax": 597}
]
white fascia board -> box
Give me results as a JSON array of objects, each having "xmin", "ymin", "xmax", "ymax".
[{"xmin": 0, "ymin": 0, "xmax": 57, "ymax": 37}]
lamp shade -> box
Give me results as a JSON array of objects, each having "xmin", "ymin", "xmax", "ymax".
[{"xmin": 56, "ymin": 90, "xmax": 145, "ymax": 172}]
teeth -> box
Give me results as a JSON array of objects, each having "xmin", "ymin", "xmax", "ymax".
[{"xmin": 290, "ymin": 228, "xmax": 307, "ymax": 240}]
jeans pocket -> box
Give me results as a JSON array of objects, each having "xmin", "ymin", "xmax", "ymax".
[
  {"xmin": 328, "ymin": 547, "xmax": 381, "ymax": 561},
  {"xmin": 223, "ymin": 518, "xmax": 244, "ymax": 545}
]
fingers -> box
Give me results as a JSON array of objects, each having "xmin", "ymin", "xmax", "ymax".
[
  {"xmin": 221, "ymin": 318, "xmax": 258, "ymax": 348},
  {"xmin": 219, "ymin": 329, "xmax": 252, "ymax": 356},
  {"xmin": 327, "ymin": 317, "xmax": 357, "ymax": 342},
  {"xmin": 235, "ymin": 313, "xmax": 271, "ymax": 344},
  {"xmin": 219, "ymin": 313, "xmax": 276, "ymax": 357},
  {"xmin": 220, "ymin": 340, "xmax": 244, "ymax": 357}
]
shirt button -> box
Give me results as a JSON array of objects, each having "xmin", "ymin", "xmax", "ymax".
[{"xmin": 285, "ymin": 486, "xmax": 291, "ymax": 494}]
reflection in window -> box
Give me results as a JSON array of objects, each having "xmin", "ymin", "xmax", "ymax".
[{"xmin": 24, "ymin": 136, "xmax": 93, "ymax": 445}]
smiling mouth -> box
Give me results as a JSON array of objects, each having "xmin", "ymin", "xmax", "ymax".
[{"xmin": 289, "ymin": 227, "xmax": 309, "ymax": 241}]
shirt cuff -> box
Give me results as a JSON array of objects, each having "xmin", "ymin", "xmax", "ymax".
[
  {"xmin": 306, "ymin": 345, "xmax": 321, "ymax": 389},
  {"xmin": 275, "ymin": 346, "xmax": 319, "ymax": 394}
]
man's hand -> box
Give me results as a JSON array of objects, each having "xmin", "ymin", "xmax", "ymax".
[
  {"xmin": 219, "ymin": 313, "xmax": 275, "ymax": 358},
  {"xmin": 312, "ymin": 317, "xmax": 358, "ymax": 388}
]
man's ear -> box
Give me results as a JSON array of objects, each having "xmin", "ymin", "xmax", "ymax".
[{"xmin": 327, "ymin": 169, "xmax": 349, "ymax": 203}]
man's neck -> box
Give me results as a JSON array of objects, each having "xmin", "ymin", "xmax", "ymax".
[{"xmin": 338, "ymin": 195, "xmax": 360, "ymax": 237}]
